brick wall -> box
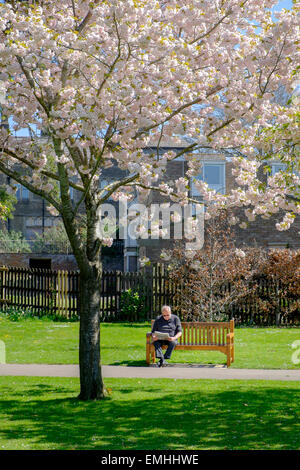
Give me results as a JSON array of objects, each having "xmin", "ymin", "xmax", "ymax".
[{"xmin": 234, "ymin": 210, "xmax": 300, "ymax": 249}]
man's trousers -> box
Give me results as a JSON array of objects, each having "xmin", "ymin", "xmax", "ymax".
[{"xmin": 153, "ymin": 340, "xmax": 177, "ymax": 360}]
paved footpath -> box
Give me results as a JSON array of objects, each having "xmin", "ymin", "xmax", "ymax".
[{"xmin": 0, "ymin": 364, "xmax": 300, "ymax": 381}]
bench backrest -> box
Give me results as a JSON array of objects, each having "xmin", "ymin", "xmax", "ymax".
[{"xmin": 151, "ymin": 319, "xmax": 234, "ymax": 346}]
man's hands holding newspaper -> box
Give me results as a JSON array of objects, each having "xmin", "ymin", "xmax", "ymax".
[{"xmin": 152, "ymin": 332, "xmax": 175, "ymax": 341}]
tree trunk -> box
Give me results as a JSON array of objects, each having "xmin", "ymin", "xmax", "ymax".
[{"xmin": 77, "ymin": 265, "xmax": 106, "ymax": 400}]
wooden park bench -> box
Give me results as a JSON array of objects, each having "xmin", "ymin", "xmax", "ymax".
[{"xmin": 146, "ymin": 319, "xmax": 235, "ymax": 367}]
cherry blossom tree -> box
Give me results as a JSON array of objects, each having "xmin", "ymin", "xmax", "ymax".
[{"xmin": 0, "ymin": 0, "xmax": 298, "ymax": 399}]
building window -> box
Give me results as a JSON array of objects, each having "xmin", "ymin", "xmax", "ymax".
[
  {"xmin": 127, "ymin": 255, "xmax": 137, "ymax": 272},
  {"xmin": 25, "ymin": 217, "xmax": 42, "ymax": 227},
  {"xmin": 124, "ymin": 247, "xmax": 138, "ymax": 272},
  {"xmin": 25, "ymin": 217, "xmax": 34, "ymax": 227},
  {"xmin": 16, "ymin": 184, "xmax": 29, "ymax": 201},
  {"xmin": 26, "ymin": 217, "xmax": 56, "ymax": 228},
  {"xmin": 271, "ymin": 162, "xmax": 300, "ymax": 180},
  {"xmin": 271, "ymin": 163, "xmax": 286, "ymax": 175},
  {"xmin": 191, "ymin": 162, "xmax": 225, "ymax": 196},
  {"xmin": 44, "ymin": 217, "xmax": 55, "ymax": 227}
]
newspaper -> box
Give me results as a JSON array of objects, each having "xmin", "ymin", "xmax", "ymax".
[{"xmin": 153, "ymin": 331, "xmax": 170, "ymax": 340}]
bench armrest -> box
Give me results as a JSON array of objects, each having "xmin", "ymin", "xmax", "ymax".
[
  {"xmin": 146, "ymin": 332, "xmax": 153, "ymax": 344},
  {"xmin": 226, "ymin": 333, "xmax": 234, "ymax": 342}
]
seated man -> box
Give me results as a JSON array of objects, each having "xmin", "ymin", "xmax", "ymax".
[{"xmin": 151, "ymin": 305, "xmax": 182, "ymax": 367}]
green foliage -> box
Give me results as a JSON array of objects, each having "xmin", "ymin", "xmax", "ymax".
[
  {"xmin": 30, "ymin": 213, "xmax": 88, "ymax": 254},
  {"xmin": 0, "ymin": 186, "xmax": 17, "ymax": 221},
  {"xmin": 0, "ymin": 229, "xmax": 31, "ymax": 253},
  {"xmin": 119, "ymin": 288, "xmax": 147, "ymax": 321},
  {"xmin": 0, "ymin": 307, "xmax": 36, "ymax": 322},
  {"xmin": 32, "ymin": 220, "xmax": 72, "ymax": 253}
]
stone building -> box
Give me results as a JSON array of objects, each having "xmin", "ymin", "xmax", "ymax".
[{"xmin": 0, "ymin": 143, "xmax": 127, "ymax": 270}]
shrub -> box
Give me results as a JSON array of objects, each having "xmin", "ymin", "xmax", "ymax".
[
  {"xmin": 165, "ymin": 212, "xmax": 300, "ymax": 324},
  {"xmin": 0, "ymin": 307, "xmax": 78, "ymax": 322},
  {"xmin": 32, "ymin": 220, "xmax": 72, "ymax": 253},
  {"xmin": 246, "ymin": 249, "xmax": 300, "ymax": 325},
  {"xmin": 119, "ymin": 288, "xmax": 147, "ymax": 321},
  {"xmin": 0, "ymin": 229, "xmax": 31, "ymax": 253}
]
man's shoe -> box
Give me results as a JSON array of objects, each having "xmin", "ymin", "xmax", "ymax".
[{"xmin": 158, "ymin": 358, "xmax": 167, "ymax": 367}]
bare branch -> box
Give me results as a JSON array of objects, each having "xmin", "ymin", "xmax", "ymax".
[{"xmin": 189, "ymin": 8, "xmax": 233, "ymax": 45}]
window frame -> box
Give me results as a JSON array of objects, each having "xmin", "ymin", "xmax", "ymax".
[{"xmin": 190, "ymin": 161, "xmax": 226, "ymax": 196}]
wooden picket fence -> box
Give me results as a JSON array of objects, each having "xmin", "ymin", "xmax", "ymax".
[
  {"xmin": 100, "ymin": 264, "xmax": 178, "ymax": 321},
  {"xmin": 0, "ymin": 265, "xmax": 298, "ymax": 324},
  {"xmin": 0, "ymin": 266, "xmax": 79, "ymax": 319},
  {"xmin": 0, "ymin": 264, "xmax": 176, "ymax": 320}
]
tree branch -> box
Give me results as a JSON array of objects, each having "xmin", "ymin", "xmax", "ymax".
[
  {"xmin": 0, "ymin": 159, "xmax": 62, "ymax": 213},
  {"xmin": 189, "ymin": 8, "xmax": 233, "ymax": 45},
  {"xmin": 133, "ymin": 85, "xmax": 223, "ymax": 140},
  {"xmin": 0, "ymin": 145, "xmax": 84, "ymax": 193},
  {"xmin": 97, "ymin": 173, "xmax": 139, "ymax": 205}
]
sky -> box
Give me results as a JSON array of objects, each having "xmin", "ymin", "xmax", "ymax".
[{"xmin": 272, "ymin": 0, "xmax": 294, "ymax": 10}]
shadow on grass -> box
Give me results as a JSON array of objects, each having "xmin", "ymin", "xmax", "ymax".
[{"xmin": 0, "ymin": 380, "xmax": 299, "ymax": 450}]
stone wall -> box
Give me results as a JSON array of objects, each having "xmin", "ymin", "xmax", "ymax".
[{"xmin": 0, "ymin": 253, "xmax": 124, "ymax": 271}]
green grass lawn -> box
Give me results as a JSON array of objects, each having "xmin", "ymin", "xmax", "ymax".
[
  {"xmin": 0, "ymin": 317, "xmax": 299, "ymax": 369},
  {"xmin": 0, "ymin": 376, "xmax": 299, "ymax": 450}
]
